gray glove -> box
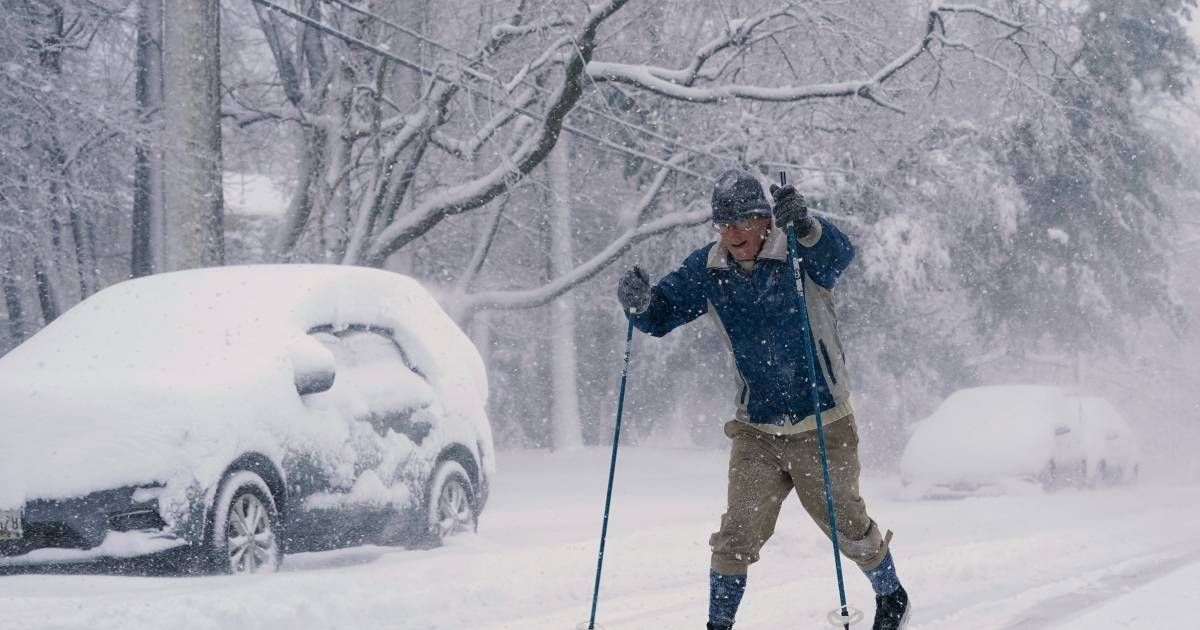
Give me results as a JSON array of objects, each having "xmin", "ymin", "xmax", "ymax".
[
  {"xmin": 617, "ymin": 266, "xmax": 652, "ymax": 314},
  {"xmin": 769, "ymin": 184, "xmax": 812, "ymax": 236}
]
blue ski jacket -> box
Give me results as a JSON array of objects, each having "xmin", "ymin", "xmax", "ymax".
[{"xmin": 628, "ymin": 217, "xmax": 855, "ymax": 433}]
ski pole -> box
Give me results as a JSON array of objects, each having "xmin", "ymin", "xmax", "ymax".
[
  {"xmin": 585, "ymin": 318, "xmax": 635, "ymax": 630},
  {"xmin": 780, "ymin": 172, "xmax": 853, "ymax": 629}
]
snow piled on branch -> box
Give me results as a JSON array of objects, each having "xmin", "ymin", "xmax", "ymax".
[{"xmin": 859, "ymin": 212, "xmax": 951, "ymax": 297}]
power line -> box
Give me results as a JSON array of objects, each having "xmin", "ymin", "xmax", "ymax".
[
  {"xmin": 249, "ymin": 0, "xmax": 711, "ymax": 180},
  {"xmin": 326, "ymin": 0, "xmax": 476, "ymax": 64}
]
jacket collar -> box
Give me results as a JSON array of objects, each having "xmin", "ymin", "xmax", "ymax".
[{"xmin": 706, "ymin": 221, "xmax": 788, "ymax": 269}]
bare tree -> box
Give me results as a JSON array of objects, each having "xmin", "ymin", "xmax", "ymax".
[{"xmin": 0, "ymin": 0, "xmax": 131, "ymax": 334}]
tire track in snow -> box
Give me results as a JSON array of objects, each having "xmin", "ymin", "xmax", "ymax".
[
  {"xmin": 907, "ymin": 545, "xmax": 1200, "ymax": 630},
  {"xmin": 1001, "ymin": 547, "xmax": 1200, "ymax": 629}
]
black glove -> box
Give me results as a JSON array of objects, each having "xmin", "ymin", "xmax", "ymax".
[
  {"xmin": 769, "ymin": 184, "xmax": 812, "ymax": 236},
  {"xmin": 617, "ymin": 266, "xmax": 652, "ymax": 314}
]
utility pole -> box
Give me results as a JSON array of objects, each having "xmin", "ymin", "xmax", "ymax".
[{"xmin": 161, "ymin": 0, "xmax": 224, "ymax": 270}]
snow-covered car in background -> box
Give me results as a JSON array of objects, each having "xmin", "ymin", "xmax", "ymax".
[
  {"xmin": 899, "ymin": 385, "xmax": 1138, "ymax": 498},
  {"xmin": 0, "ymin": 265, "xmax": 493, "ymax": 573}
]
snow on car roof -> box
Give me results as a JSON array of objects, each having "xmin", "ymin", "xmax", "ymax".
[
  {"xmin": 2, "ymin": 265, "xmax": 479, "ymax": 383},
  {"xmin": 925, "ymin": 385, "xmax": 1068, "ymax": 426}
]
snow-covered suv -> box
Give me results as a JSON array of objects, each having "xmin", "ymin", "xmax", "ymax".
[{"xmin": 0, "ymin": 265, "xmax": 493, "ymax": 573}]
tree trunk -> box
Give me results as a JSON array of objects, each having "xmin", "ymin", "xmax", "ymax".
[
  {"xmin": 39, "ymin": 3, "xmax": 77, "ymax": 307},
  {"xmin": 32, "ymin": 256, "xmax": 59, "ymax": 325},
  {"xmin": 132, "ymin": 0, "xmax": 165, "ymax": 277},
  {"xmin": 272, "ymin": 0, "xmax": 330, "ymax": 261},
  {"xmin": 2, "ymin": 255, "xmax": 26, "ymax": 347},
  {"xmin": 67, "ymin": 209, "xmax": 94, "ymax": 297},
  {"xmin": 547, "ymin": 139, "xmax": 583, "ymax": 450},
  {"xmin": 393, "ymin": 0, "xmax": 430, "ymax": 110},
  {"xmin": 272, "ymin": 125, "xmax": 324, "ymax": 260},
  {"xmin": 162, "ymin": 0, "xmax": 224, "ymax": 270}
]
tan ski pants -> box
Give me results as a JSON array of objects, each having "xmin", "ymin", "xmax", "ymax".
[{"xmin": 709, "ymin": 414, "xmax": 890, "ymax": 576}]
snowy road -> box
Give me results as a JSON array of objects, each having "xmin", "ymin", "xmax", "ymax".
[{"xmin": 1, "ymin": 446, "xmax": 1197, "ymax": 630}]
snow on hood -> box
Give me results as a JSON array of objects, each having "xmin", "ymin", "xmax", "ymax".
[{"xmin": 0, "ymin": 265, "xmax": 491, "ymax": 510}]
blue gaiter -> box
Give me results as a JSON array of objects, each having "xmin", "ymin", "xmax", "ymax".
[
  {"xmin": 708, "ymin": 569, "xmax": 747, "ymax": 626},
  {"xmin": 863, "ymin": 551, "xmax": 901, "ymax": 595}
]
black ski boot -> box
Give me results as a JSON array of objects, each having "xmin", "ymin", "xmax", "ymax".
[
  {"xmin": 872, "ymin": 584, "xmax": 909, "ymax": 629},
  {"xmin": 706, "ymin": 624, "xmax": 732, "ymax": 630}
]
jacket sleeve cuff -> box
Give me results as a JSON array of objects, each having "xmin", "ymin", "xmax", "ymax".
[{"xmin": 797, "ymin": 217, "xmax": 823, "ymax": 248}]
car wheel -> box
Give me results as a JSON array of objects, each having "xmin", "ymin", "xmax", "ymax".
[
  {"xmin": 209, "ymin": 471, "xmax": 283, "ymax": 575},
  {"xmin": 425, "ymin": 460, "xmax": 477, "ymax": 544},
  {"xmin": 1039, "ymin": 459, "xmax": 1057, "ymax": 490},
  {"xmin": 1098, "ymin": 459, "xmax": 1113, "ymax": 485}
]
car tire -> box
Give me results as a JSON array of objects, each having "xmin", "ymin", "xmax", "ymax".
[
  {"xmin": 1098, "ymin": 459, "xmax": 1115, "ymax": 485},
  {"xmin": 1040, "ymin": 459, "xmax": 1057, "ymax": 490},
  {"xmin": 424, "ymin": 460, "xmax": 477, "ymax": 545},
  {"xmin": 208, "ymin": 471, "xmax": 284, "ymax": 575}
]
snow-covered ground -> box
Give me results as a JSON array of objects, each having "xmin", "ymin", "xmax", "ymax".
[{"xmin": 1, "ymin": 446, "xmax": 1197, "ymax": 630}]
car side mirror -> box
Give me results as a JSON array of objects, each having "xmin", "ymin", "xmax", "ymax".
[
  {"xmin": 289, "ymin": 334, "xmax": 337, "ymax": 396},
  {"xmin": 295, "ymin": 366, "xmax": 335, "ymax": 396}
]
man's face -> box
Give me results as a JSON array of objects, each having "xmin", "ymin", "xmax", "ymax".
[{"xmin": 716, "ymin": 216, "xmax": 772, "ymax": 261}]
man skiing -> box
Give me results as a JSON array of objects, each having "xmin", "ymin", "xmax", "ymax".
[{"xmin": 616, "ymin": 169, "xmax": 909, "ymax": 630}]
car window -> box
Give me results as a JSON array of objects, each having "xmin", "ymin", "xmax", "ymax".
[
  {"xmin": 312, "ymin": 328, "xmax": 437, "ymax": 441},
  {"xmin": 336, "ymin": 330, "xmax": 408, "ymax": 366}
]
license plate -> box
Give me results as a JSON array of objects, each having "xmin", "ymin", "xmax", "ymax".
[{"xmin": 0, "ymin": 508, "xmax": 23, "ymax": 540}]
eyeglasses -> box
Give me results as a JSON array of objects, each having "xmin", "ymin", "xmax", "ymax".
[{"xmin": 713, "ymin": 220, "xmax": 759, "ymax": 233}]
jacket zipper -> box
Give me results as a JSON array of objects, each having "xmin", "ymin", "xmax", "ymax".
[{"xmin": 751, "ymin": 266, "xmax": 782, "ymax": 405}]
